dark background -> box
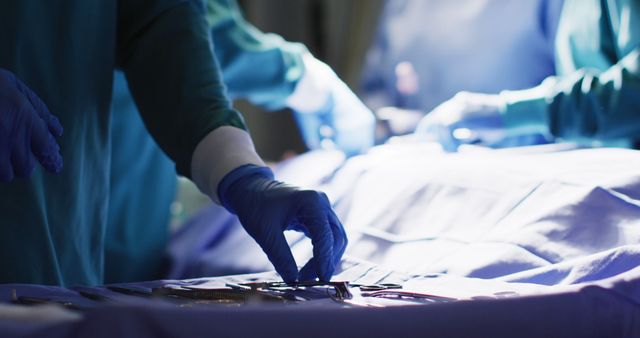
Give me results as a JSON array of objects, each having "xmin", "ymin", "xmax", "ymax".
[{"xmin": 234, "ymin": 0, "xmax": 384, "ymax": 161}]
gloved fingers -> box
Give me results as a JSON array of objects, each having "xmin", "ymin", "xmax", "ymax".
[
  {"xmin": 458, "ymin": 116, "xmax": 507, "ymax": 146},
  {"xmin": 330, "ymin": 108, "xmax": 375, "ymax": 156},
  {"xmin": 10, "ymin": 118, "xmax": 36, "ymax": 178},
  {"xmin": 414, "ymin": 116, "xmax": 442, "ymax": 140},
  {"xmin": 294, "ymin": 112, "xmax": 324, "ymax": 151},
  {"xmin": 298, "ymin": 257, "xmax": 319, "ymax": 282},
  {"xmin": 30, "ymin": 112, "xmax": 63, "ymax": 174},
  {"xmin": 287, "ymin": 219, "xmax": 311, "ymax": 237},
  {"xmin": 416, "ymin": 121, "xmax": 458, "ymax": 152},
  {"xmin": 45, "ymin": 113, "xmax": 63, "ymax": 138},
  {"xmin": 297, "ymin": 193, "xmax": 336, "ymax": 281},
  {"xmin": 19, "ymin": 83, "xmax": 63, "ymax": 137},
  {"xmin": 333, "ymin": 124, "xmax": 375, "ymax": 156},
  {"xmin": 297, "ymin": 193, "xmax": 345, "ymax": 281},
  {"xmin": 297, "ymin": 213, "xmax": 346, "ymax": 282},
  {"xmin": 256, "ymin": 229, "xmax": 298, "ymax": 283},
  {"xmin": 326, "ymin": 209, "xmax": 348, "ymax": 267},
  {"xmin": 300, "ymin": 217, "xmax": 335, "ymax": 281},
  {"xmin": 437, "ymin": 124, "xmax": 460, "ymax": 152}
]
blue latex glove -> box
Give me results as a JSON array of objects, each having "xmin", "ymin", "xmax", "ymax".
[
  {"xmin": 218, "ymin": 164, "xmax": 347, "ymax": 282},
  {"xmin": 295, "ymin": 86, "xmax": 375, "ymax": 156},
  {"xmin": 414, "ymin": 92, "xmax": 506, "ymax": 152},
  {"xmin": 0, "ymin": 69, "xmax": 63, "ymax": 181},
  {"xmin": 292, "ymin": 58, "xmax": 375, "ymax": 156}
]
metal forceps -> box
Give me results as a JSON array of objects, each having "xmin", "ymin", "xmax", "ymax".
[
  {"xmin": 350, "ymin": 283, "xmax": 403, "ymax": 292},
  {"xmin": 227, "ymin": 281, "xmax": 353, "ymax": 301},
  {"xmin": 360, "ymin": 290, "xmax": 456, "ymax": 303}
]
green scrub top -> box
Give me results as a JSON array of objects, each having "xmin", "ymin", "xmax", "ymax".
[
  {"xmin": 502, "ymin": 0, "xmax": 640, "ymax": 145},
  {"xmin": 0, "ymin": 0, "xmax": 246, "ymax": 286},
  {"xmin": 105, "ymin": 0, "xmax": 307, "ymax": 283}
]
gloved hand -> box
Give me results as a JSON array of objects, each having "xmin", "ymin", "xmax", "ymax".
[
  {"xmin": 0, "ymin": 68, "xmax": 63, "ymax": 181},
  {"xmin": 218, "ymin": 164, "xmax": 347, "ymax": 282},
  {"xmin": 414, "ymin": 92, "xmax": 506, "ymax": 152},
  {"xmin": 289, "ymin": 55, "xmax": 375, "ymax": 156}
]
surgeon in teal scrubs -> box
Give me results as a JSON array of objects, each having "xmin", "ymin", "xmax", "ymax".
[
  {"xmin": 416, "ymin": 0, "xmax": 640, "ymax": 150},
  {"xmin": 0, "ymin": 0, "xmax": 348, "ymax": 286},
  {"xmin": 106, "ymin": 0, "xmax": 374, "ymax": 282}
]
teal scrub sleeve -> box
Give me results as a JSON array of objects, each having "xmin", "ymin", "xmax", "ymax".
[
  {"xmin": 206, "ymin": 0, "xmax": 307, "ymax": 110},
  {"xmin": 117, "ymin": 1, "xmax": 247, "ymax": 176},
  {"xmin": 502, "ymin": 49, "xmax": 640, "ymax": 141},
  {"xmin": 501, "ymin": 0, "xmax": 640, "ymax": 142}
]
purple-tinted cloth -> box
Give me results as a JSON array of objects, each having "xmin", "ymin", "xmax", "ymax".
[
  {"xmin": 1, "ymin": 257, "xmax": 640, "ymax": 337},
  {"xmin": 1, "ymin": 279, "xmax": 638, "ymax": 338},
  {"xmin": 4, "ymin": 146, "xmax": 640, "ymax": 337}
]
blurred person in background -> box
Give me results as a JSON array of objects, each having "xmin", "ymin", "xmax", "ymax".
[
  {"xmin": 414, "ymin": 0, "xmax": 640, "ymax": 151},
  {"xmin": 361, "ymin": 0, "xmax": 563, "ymax": 144}
]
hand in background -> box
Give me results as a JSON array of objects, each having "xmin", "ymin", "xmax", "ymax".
[
  {"xmin": 290, "ymin": 55, "xmax": 375, "ymax": 156},
  {"xmin": 414, "ymin": 92, "xmax": 506, "ymax": 152},
  {"xmin": 0, "ymin": 69, "xmax": 63, "ymax": 181}
]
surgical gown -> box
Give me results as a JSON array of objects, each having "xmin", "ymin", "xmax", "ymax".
[
  {"xmin": 105, "ymin": 0, "xmax": 307, "ymax": 283},
  {"xmin": 0, "ymin": 0, "xmax": 246, "ymax": 286},
  {"xmin": 501, "ymin": 0, "xmax": 640, "ymax": 145}
]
